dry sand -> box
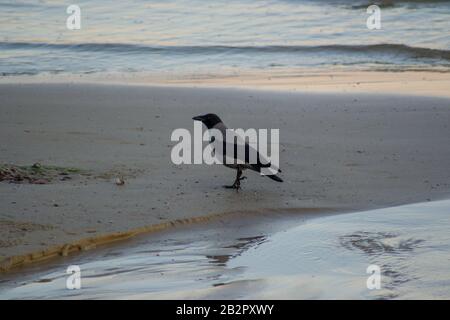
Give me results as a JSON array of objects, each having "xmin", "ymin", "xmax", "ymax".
[
  {"xmin": 3, "ymin": 71, "xmax": 449, "ymax": 98},
  {"xmin": 1, "ymin": 81, "xmax": 450, "ymax": 271},
  {"xmin": 148, "ymin": 70, "xmax": 450, "ymax": 99}
]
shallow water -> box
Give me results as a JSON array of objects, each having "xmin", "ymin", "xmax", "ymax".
[
  {"xmin": 1, "ymin": 200, "xmax": 450, "ymax": 299},
  {"xmin": 1, "ymin": 0, "xmax": 449, "ymax": 77}
]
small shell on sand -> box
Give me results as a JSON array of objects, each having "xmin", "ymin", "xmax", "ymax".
[{"xmin": 115, "ymin": 177, "xmax": 125, "ymax": 186}]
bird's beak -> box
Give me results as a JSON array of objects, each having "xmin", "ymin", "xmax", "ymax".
[{"xmin": 192, "ymin": 115, "xmax": 203, "ymax": 121}]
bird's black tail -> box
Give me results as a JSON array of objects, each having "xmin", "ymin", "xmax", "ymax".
[{"xmin": 267, "ymin": 174, "xmax": 283, "ymax": 182}]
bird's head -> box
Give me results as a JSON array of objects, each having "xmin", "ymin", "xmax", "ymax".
[{"xmin": 192, "ymin": 113, "xmax": 222, "ymax": 129}]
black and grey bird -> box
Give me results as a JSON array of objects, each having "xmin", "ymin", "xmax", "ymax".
[{"xmin": 192, "ymin": 113, "xmax": 283, "ymax": 190}]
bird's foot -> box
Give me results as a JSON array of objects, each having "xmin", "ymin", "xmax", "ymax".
[
  {"xmin": 223, "ymin": 177, "xmax": 246, "ymax": 191},
  {"xmin": 224, "ymin": 183, "xmax": 240, "ymax": 190}
]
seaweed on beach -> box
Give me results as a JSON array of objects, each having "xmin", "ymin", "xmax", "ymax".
[{"xmin": 0, "ymin": 163, "xmax": 83, "ymax": 184}]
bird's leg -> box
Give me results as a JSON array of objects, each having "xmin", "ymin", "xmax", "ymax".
[
  {"xmin": 234, "ymin": 168, "xmax": 243, "ymax": 190},
  {"xmin": 224, "ymin": 168, "xmax": 245, "ymax": 190}
]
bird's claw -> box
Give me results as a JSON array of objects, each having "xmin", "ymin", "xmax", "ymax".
[
  {"xmin": 224, "ymin": 172, "xmax": 245, "ymax": 191},
  {"xmin": 223, "ymin": 180, "xmax": 243, "ymax": 191},
  {"xmin": 223, "ymin": 183, "xmax": 241, "ymax": 190}
]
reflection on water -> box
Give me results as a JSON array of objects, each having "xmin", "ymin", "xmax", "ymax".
[
  {"xmin": 339, "ymin": 231, "xmax": 426, "ymax": 294},
  {"xmin": 340, "ymin": 231, "xmax": 425, "ymax": 256},
  {"xmin": 1, "ymin": 200, "xmax": 450, "ymax": 299}
]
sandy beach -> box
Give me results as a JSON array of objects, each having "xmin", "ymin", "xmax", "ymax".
[
  {"xmin": 2, "ymin": 0, "xmax": 450, "ymax": 303},
  {"xmin": 3, "ymin": 71, "xmax": 450, "ymax": 98},
  {"xmin": 1, "ymin": 80, "xmax": 450, "ymax": 271}
]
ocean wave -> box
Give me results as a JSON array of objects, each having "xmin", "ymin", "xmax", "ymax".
[
  {"xmin": 1, "ymin": 42, "xmax": 449, "ymax": 61},
  {"xmin": 280, "ymin": 0, "xmax": 450, "ymax": 8}
]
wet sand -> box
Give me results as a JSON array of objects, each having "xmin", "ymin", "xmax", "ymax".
[
  {"xmin": 2, "ymin": 199, "xmax": 450, "ymax": 299},
  {"xmin": 122, "ymin": 70, "xmax": 450, "ymax": 99},
  {"xmin": 1, "ymin": 83, "xmax": 450, "ymax": 271},
  {"xmin": 3, "ymin": 71, "xmax": 450, "ymax": 98}
]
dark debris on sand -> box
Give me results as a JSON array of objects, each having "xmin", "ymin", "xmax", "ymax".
[{"xmin": 0, "ymin": 163, "xmax": 83, "ymax": 184}]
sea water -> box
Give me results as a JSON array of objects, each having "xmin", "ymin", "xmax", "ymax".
[
  {"xmin": 1, "ymin": 199, "xmax": 450, "ymax": 299},
  {"xmin": 0, "ymin": 0, "xmax": 449, "ymax": 78}
]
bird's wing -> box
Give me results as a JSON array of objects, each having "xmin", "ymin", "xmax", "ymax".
[{"xmin": 212, "ymin": 131, "xmax": 279, "ymax": 173}]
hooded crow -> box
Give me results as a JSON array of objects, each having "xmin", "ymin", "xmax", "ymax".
[{"xmin": 192, "ymin": 113, "xmax": 283, "ymax": 190}]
